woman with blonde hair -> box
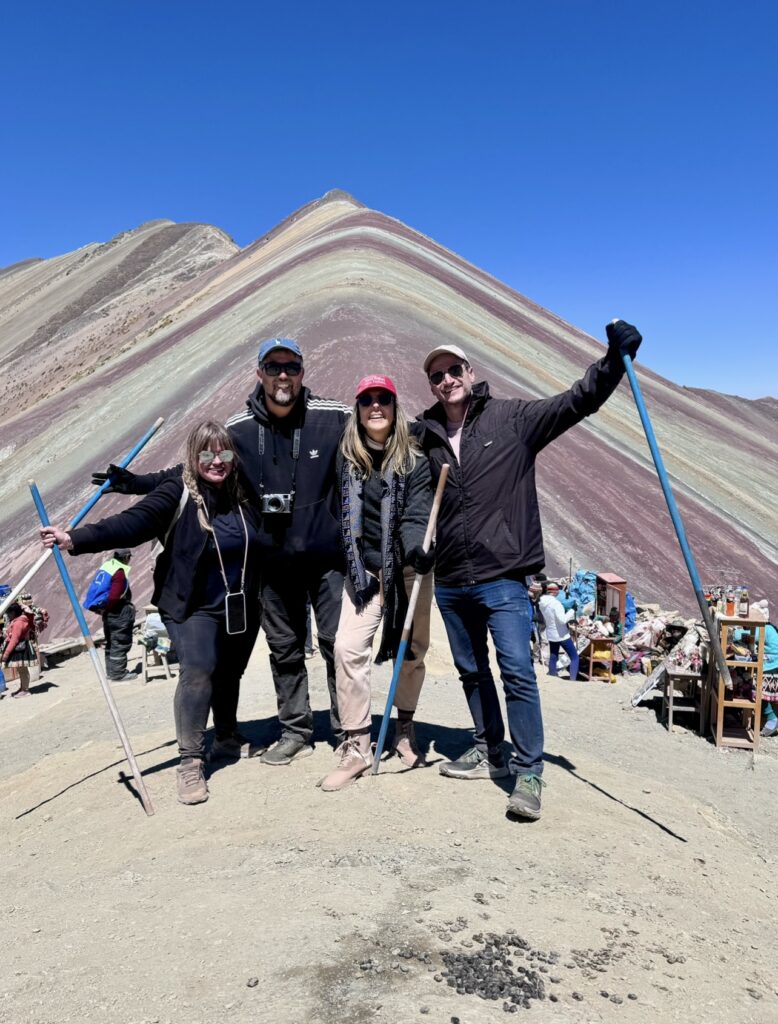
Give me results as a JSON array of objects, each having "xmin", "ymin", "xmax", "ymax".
[
  {"xmin": 320, "ymin": 375, "xmax": 434, "ymax": 791},
  {"xmin": 40, "ymin": 420, "xmax": 262, "ymax": 805}
]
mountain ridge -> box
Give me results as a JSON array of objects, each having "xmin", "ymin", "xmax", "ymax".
[{"xmin": 1, "ymin": 191, "xmax": 775, "ymax": 632}]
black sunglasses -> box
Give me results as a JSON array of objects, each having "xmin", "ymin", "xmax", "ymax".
[
  {"xmin": 429, "ymin": 362, "xmax": 466, "ymax": 386},
  {"xmin": 357, "ymin": 391, "xmax": 394, "ymax": 408},
  {"xmin": 262, "ymin": 360, "xmax": 303, "ymax": 377}
]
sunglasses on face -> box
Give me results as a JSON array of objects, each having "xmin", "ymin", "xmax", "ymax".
[
  {"xmin": 357, "ymin": 391, "xmax": 394, "ymax": 408},
  {"xmin": 262, "ymin": 360, "xmax": 303, "ymax": 377},
  {"xmin": 198, "ymin": 449, "xmax": 235, "ymax": 465},
  {"xmin": 429, "ymin": 363, "xmax": 467, "ymax": 387}
]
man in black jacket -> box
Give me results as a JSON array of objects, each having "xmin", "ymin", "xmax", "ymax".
[
  {"xmin": 419, "ymin": 320, "xmax": 642, "ymax": 820},
  {"xmin": 96, "ymin": 339, "xmax": 350, "ymax": 764},
  {"xmin": 228, "ymin": 339, "xmax": 350, "ymax": 764}
]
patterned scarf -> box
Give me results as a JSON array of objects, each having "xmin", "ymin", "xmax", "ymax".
[{"xmin": 340, "ymin": 457, "xmax": 408, "ymax": 662}]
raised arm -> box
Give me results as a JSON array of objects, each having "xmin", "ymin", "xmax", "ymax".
[
  {"xmin": 91, "ymin": 463, "xmax": 184, "ymax": 496},
  {"xmin": 40, "ymin": 478, "xmax": 185, "ymax": 555},
  {"xmin": 515, "ymin": 320, "xmax": 642, "ymax": 453}
]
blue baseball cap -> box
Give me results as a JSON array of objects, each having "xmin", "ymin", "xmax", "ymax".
[{"xmin": 257, "ymin": 338, "xmax": 303, "ymax": 363}]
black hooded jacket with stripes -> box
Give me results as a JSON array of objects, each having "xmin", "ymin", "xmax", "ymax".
[{"xmin": 128, "ymin": 385, "xmax": 351, "ymax": 569}]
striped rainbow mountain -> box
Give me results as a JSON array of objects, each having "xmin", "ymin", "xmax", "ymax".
[{"xmin": 1, "ymin": 190, "xmax": 776, "ymax": 632}]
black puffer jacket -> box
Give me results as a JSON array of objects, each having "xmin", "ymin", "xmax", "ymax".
[
  {"xmin": 130, "ymin": 386, "xmax": 351, "ymax": 570},
  {"xmin": 68, "ymin": 478, "xmax": 260, "ymax": 623},
  {"xmin": 418, "ymin": 352, "xmax": 626, "ymax": 586}
]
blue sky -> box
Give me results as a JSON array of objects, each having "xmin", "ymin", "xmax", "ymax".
[{"xmin": 2, "ymin": 1, "xmax": 776, "ymax": 397}]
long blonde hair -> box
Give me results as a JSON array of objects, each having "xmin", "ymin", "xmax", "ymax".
[
  {"xmin": 340, "ymin": 396, "xmax": 421, "ymax": 479},
  {"xmin": 182, "ymin": 420, "xmax": 244, "ymax": 532}
]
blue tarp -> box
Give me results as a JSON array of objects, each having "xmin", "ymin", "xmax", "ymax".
[
  {"xmin": 568, "ymin": 570, "xmax": 597, "ymax": 610},
  {"xmin": 625, "ymin": 591, "xmax": 637, "ymax": 631}
]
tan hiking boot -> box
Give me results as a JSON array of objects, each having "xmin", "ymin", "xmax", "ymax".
[
  {"xmin": 176, "ymin": 758, "xmax": 209, "ymax": 805},
  {"xmin": 318, "ymin": 733, "xmax": 373, "ymax": 792},
  {"xmin": 391, "ymin": 718, "xmax": 427, "ymax": 768}
]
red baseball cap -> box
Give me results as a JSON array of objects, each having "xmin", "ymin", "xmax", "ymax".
[{"xmin": 355, "ymin": 374, "xmax": 397, "ymax": 398}]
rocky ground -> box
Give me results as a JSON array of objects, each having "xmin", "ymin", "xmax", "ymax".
[{"xmin": 1, "ymin": 613, "xmax": 776, "ymax": 1024}]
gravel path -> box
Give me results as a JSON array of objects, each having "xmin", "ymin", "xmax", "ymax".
[{"xmin": 1, "ymin": 617, "xmax": 776, "ymax": 1024}]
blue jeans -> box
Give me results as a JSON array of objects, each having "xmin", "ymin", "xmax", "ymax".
[
  {"xmin": 549, "ymin": 637, "xmax": 579, "ymax": 680},
  {"xmin": 435, "ymin": 578, "xmax": 544, "ymax": 776}
]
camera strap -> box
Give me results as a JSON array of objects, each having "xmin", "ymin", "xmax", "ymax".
[{"xmin": 257, "ymin": 425, "xmax": 301, "ymax": 498}]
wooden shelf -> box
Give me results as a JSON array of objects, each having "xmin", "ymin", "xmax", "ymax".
[
  {"xmin": 703, "ymin": 618, "xmax": 765, "ymax": 751},
  {"xmin": 712, "ymin": 696, "xmax": 758, "ymax": 709}
]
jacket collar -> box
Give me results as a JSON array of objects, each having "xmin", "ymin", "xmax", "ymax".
[
  {"xmin": 246, "ymin": 383, "xmax": 310, "ymax": 428},
  {"xmin": 419, "ymin": 379, "xmax": 491, "ymax": 432}
]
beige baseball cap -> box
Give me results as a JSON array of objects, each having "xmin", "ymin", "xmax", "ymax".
[{"xmin": 423, "ymin": 344, "xmax": 470, "ymax": 375}]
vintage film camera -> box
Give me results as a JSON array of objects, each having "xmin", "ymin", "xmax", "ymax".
[{"xmin": 261, "ymin": 492, "xmax": 295, "ymax": 515}]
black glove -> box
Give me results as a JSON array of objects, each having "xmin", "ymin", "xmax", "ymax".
[
  {"xmin": 606, "ymin": 319, "xmax": 642, "ymax": 360},
  {"xmin": 407, "ymin": 545, "xmax": 435, "ymax": 575},
  {"xmin": 91, "ymin": 463, "xmax": 136, "ymax": 494}
]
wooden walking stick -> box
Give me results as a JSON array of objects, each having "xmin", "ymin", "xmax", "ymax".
[
  {"xmin": 29, "ymin": 480, "xmax": 155, "ymax": 816},
  {"xmin": 372, "ymin": 464, "xmax": 450, "ymax": 774},
  {"xmin": 1, "ymin": 417, "xmax": 164, "ymax": 616}
]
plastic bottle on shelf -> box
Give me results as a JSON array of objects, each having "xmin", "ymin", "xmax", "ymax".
[
  {"xmin": 738, "ymin": 588, "xmax": 749, "ymax": 617},
  {"xmin": 725, "ymin": 589, "xmax": 735, "ymax": 616}
]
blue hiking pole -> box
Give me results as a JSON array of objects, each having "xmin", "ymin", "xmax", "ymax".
[
  {"xmin": 1, "ymin": 417, "xmax": 164, "ymax": 616},
  {"xmin": 617, "ymin": 325, "xmax": 732, "ymax": 692},
  {"xmin": 28, "ymin": 480, "xmax": 155, "ymax": 816},
  {"xmin": 372, "ymin": 464, "xmax": 450, "ymax": 774}
]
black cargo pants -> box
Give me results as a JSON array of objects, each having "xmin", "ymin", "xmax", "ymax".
[
  {"xmin": 103, "ymin": 602, "xmax": 135, "ymax": 679},
  {"xmin": 260, "ymin": 561, "xmax": 343, "ymax": 744}
]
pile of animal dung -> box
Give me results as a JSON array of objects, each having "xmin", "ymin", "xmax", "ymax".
[{"xmin": 437, "ymin": 930, "xmax": 553, "ymax": 1012}]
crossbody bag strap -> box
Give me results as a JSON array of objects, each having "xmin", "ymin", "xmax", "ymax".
[{"xmin": 151, "ymin": 483, "xmax": 190, "ymax": 558}]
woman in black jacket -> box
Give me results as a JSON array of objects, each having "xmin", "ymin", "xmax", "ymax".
[
  {"xmin": 40, "ymin": 420, "xmax": 262, "ymax": 805},
  {"xmin": 319, "ymin": 375, "xmax": 434, "ymax": 792}
]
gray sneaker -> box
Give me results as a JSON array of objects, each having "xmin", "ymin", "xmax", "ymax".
[
  {"xmin": 439, "ymin": 745, "xmax": 509, "ymax": 780},
  {"xmin": 176, "ymin": 758, "xmax": 209, "ymax": 805},
  {"xmin": 209, "ymin": 732, "xmax": 266, "ymax": 761},
  {"xmin": 507, "ymin": 773, "xmax": 545, "ymax": 820},
  {"xmin": 260, "ymin": 736, "xmax": 314, "ymax": 766}
]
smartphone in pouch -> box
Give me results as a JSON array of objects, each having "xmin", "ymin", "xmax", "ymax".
[{"xmin": 225, "ymin": 591, "xmax": 247, "ymax": 635}]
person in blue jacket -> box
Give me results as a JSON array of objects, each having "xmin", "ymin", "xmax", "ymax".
[{"xmin": 758, "ymin": 622, "xmax": 778, "ymax": 737}]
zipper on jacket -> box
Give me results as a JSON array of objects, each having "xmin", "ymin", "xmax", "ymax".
[{"xmin": 427, "ymin": 419, "xmax": 476, "ymax": 586}]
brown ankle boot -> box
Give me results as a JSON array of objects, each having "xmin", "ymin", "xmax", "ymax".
[
  {"xmin": 318, "ymin": 732, "xmax": 373, "ymax": 791},
  {"xmin": 391, "ymin": 718, "xmax": 427, "ymax": 768}
]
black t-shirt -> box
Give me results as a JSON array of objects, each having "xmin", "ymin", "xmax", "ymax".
[
  {"xmin": 192, "ymin": 507, "xmax": 259, "ymax": 614},
  {"xmin": 361, "ymin": 447, "xmax": 385, "ymax": 575}
]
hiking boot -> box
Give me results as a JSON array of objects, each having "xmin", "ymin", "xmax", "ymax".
[
  {"xmin": 507, "ymin": 773, "xmax": 546, "ymax": 820},
  {"xmin": 391, "ymin": 718, "xmax": 427, "ymax": 768},
  {"xmin": 260, "ymin": 736, "xmax": 314, "ymax": 766},
  {"xmin": 438, "ymin": 746, "xmax": 509, "ymax": 780},
  {"xmin": 209, "ymin": 732, "xmax": 265, "ymax": 761},
  {"xmin": 318, "ymin": 733, "xmax": 373, "ymax": 791},
  {"xmin": 176, "ymin": 758, "xmax": 209, "ymax": 805}
]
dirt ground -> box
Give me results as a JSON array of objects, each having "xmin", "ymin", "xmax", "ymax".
[{"xmin": 1, "ymin": 612, "xmax": 776, "ymax": 1024}]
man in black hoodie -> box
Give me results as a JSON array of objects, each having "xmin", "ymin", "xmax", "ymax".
[
  {"xmin": 95, "ymin": 339, "xmax": 350, "ymax": 764},
  {"xmin": 418, "ymin": 320, "xmax": 642, "ymax": 821},
  {"xmin": 227, "ymin": 339, "xmax": 350, "ymax": 764}
]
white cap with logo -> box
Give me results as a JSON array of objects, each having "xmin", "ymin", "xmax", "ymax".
[{"xmin": 423, "ymin": 344, "xmax": 470, "ymax": 375}]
